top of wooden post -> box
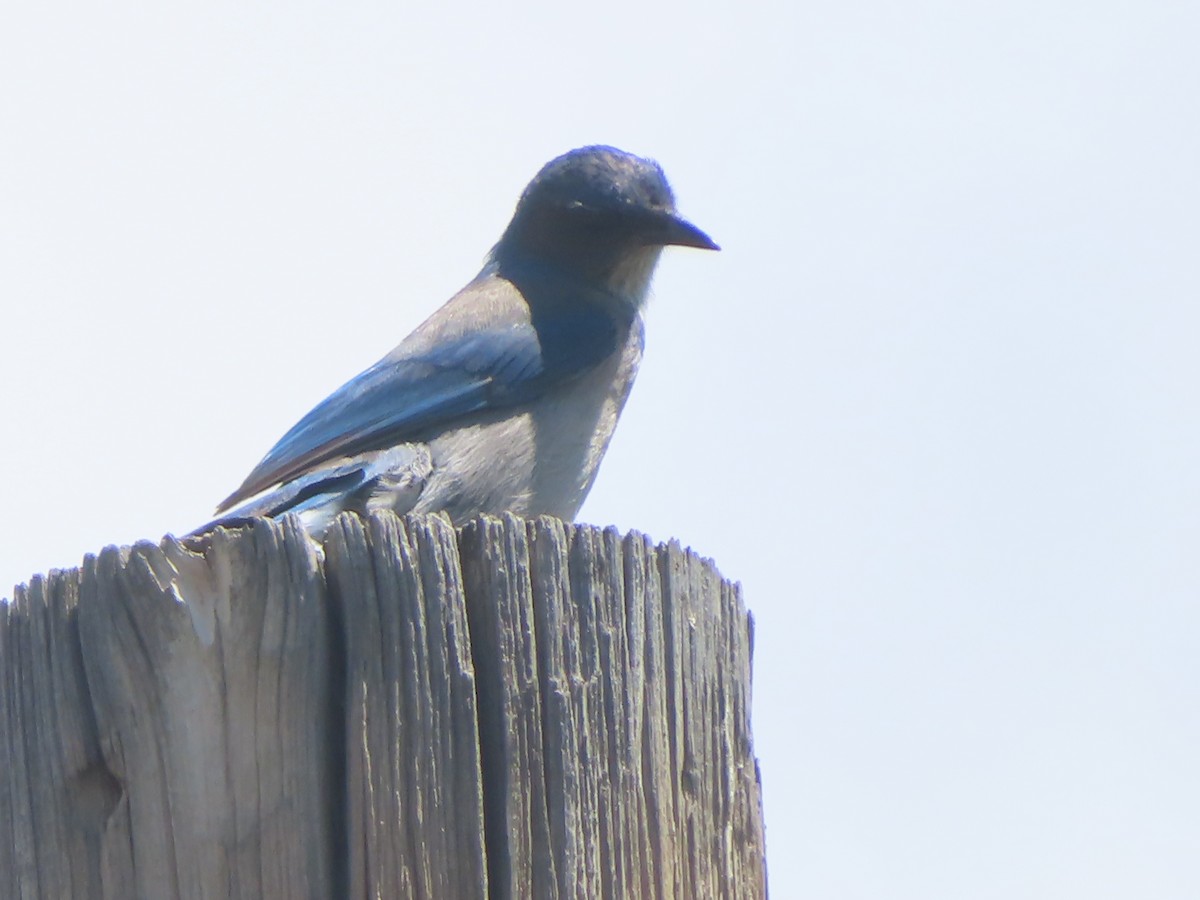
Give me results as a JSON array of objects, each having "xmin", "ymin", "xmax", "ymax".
[{"xmin": 1, "ymin": 512, "xmax": 766, "ymax": 899}]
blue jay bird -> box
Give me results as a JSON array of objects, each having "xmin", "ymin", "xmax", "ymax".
[{"xmin": 198, "ymin": 145, "xmax": 717, "ymax": 537}]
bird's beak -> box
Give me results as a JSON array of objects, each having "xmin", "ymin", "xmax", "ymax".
[{"xmin": 647, "ymin": 210, "xmax": 720, "ymax": 251}]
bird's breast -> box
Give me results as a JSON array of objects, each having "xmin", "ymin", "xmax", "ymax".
[{"xmin": 414, "ymin": 316, "xmax": 645, "ymax": 522}]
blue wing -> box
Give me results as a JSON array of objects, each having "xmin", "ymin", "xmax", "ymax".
[{"xmin": 217, "ymin": 280, "xmax": 619, "ymax": 512}]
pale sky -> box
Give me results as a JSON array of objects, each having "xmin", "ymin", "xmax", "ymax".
[{"xmin": 3, "ymin": 2, "xmax": 1198, "ymax": 896}]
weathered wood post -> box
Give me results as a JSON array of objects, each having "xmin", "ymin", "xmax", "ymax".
[{"xmin": 1, "ymin": 512, "xmax": 766, "ymax": 898}]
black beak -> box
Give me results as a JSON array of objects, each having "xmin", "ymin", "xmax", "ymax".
[{"xmin": 645, "ymin": 209, "xmax": 720, "ymax": 251}]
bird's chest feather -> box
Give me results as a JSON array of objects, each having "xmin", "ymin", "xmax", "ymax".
[{"xmin": 418, "ymin": 316, "xmax": 644, "ymax": 522}]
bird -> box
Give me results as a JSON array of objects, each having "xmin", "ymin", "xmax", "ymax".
[{"xmin": 193, "ymin": 145, "xmax": 717, "ymax": 539}]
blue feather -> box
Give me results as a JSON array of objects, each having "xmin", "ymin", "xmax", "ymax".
[{"xmin": 217, "ymin": 279, "xmax": 621, "ymax": 511}]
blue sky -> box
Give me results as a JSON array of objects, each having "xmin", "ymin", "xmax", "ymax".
[{"xmin": 3, "ymin": 2, "xmax": 1198, "ymax": 895}]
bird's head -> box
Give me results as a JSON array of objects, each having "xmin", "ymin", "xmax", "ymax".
[{"xmin": 494, "ymin": 146, "xmax": 718, "ymax": 304}]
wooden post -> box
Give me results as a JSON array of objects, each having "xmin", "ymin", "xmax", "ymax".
[{"xmin": 1, "ymin": 513, "xmax": 766, "ymax": 899}]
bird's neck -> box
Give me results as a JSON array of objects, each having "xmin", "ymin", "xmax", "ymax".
[{"xmin": 489, "ymin": 244, "xmax": 661, "ymax": 313}]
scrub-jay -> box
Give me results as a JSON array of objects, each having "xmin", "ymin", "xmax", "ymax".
[{"xmin": 197, "ymin": 145, "xmax": 717, "ymax": 536}]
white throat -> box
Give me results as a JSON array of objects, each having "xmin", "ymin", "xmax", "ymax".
[{"xmin": 606, "ymin": 246, "xmax": 664, "ymax": 308}]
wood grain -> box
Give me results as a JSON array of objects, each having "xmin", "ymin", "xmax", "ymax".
[{"xmin": 2, "ymin": 513, "xmax": 765, "ymax": 898}]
